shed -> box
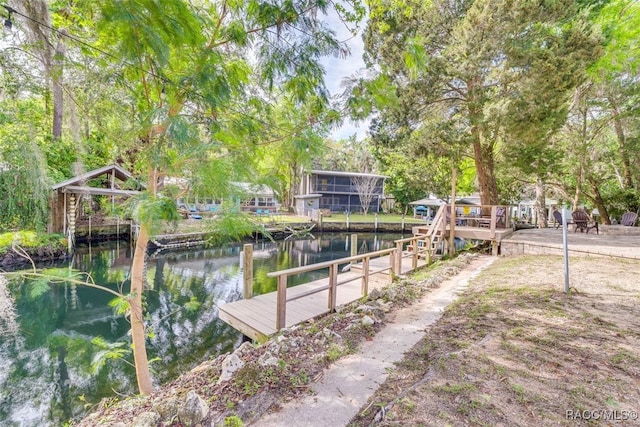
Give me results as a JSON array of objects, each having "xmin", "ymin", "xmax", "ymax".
[{"xmin": 49, "ymin": 164, "xmax": 143, "ymax": 235}]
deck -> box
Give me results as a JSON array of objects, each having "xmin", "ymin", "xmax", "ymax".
[
  {"xmin": 218, "ymin": 243, "xmax": 428, "ymax": 341},
  {"xmin": 412, "ymin": 225, "xmax": 515, "ymax": 242},
  {"xmin": 219, "ymin": 205, "xmax": 515, "ymax": 341}
]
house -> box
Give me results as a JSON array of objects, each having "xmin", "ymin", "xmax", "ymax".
[
  {"xmin": 296, "ymin": 170, "xmax": 387, "ymax": 215},
  {"xmin": 173, "ymin": 181, "xmax": 279, "ymax": 214}
]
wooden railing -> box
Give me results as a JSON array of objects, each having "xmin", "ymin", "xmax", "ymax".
[
  {"xmin": 265, "ymin": 232, "xmax": 433, "ymax": 331},
  {"xmin": 267, "ymin": 248, "xmax": 395, "ymax": 330}
]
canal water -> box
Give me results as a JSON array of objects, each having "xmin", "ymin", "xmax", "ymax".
[{"xmin": 0, "ymin": 232, "xmax": 402, "ymax": 426}]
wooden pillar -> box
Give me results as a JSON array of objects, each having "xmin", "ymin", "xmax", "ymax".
[
  {"xmin": 449, "ymin": 166, "xmax": 457, "ymax": 258},
  {"xmin": 395, "ymin": 240, "xmax": 403, "ymax": 274},
  {"xmin": 350, "ymin": 234, "xmax": 357, "ymax": 264},
  {"xmin": 242, "ymin": 243, "xmax": 253, "ymax": 299},
  {"xmin": 361, "ymin": 257, "xmax": 370, "ymax": 296},
  {"xmin": 276, "ymin": 275, "xmax": 287, "ymax": 331},
  {"xmin": 68, "ymin": 194, "xmax": 76, "ymax": 252},
  {"xmin": 328, "ymin": 264, "xmax": 338, "ymax": 311}
]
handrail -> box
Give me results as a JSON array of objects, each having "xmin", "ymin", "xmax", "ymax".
[
  {"xmin": 266, "ymin": 247, "xmax": 396, "ymax": 278},
  {"xmin": 267, "ymin": 247, "xmax": 397, "ymax": 331},
  {"xmin": 265, "ymin": 232, "xmax": 441, "ymax": 332}
]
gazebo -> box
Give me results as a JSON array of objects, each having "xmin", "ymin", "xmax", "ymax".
[{"xmin": 49, "ymin": 164, "xmax": 143, "ymax": 239}]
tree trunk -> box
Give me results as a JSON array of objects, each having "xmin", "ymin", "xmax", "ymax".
[
  {"xmin": 127, "ymin": 166, "xmax": 157, "ymax": 395},
  {"xmin": 534, "ymin": 177, "xmax": 547, "ymax": 228},
  {"xmin": 572, "ymin": 165, "xmax": 583, "ymax": 211},
  {"xmin": 129, "ymin": 224, "xmax": 154, "ymax": 395},
  {"xmin": 472, "ymin": 140, "xmax": 499, "ymax": 205},
  {"xmin": 52, "ymin": 34, "xmax": 65, "ymax": 141},
  {"xmin": 609, "ymin": 97, "xmax": 633, "ymax": 189},
  {"xmin": 587, "ymin": 175, "xmax": 611, "ymax": 225}
]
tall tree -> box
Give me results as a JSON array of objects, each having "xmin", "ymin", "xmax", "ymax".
[
  {"xmin": 354, "ymin": 0, "xmax": 601, "ymax": 205},
  {"xmin": 88, "ymin": 0, "xmax": 364, "ymax": 394}
]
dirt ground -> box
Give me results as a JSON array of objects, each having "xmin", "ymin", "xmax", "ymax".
[{"xmin": 348, "ymin": 255, "xmax": 640, "ymax": 426}]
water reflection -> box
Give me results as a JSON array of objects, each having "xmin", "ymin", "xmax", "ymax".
[{"xmin": 0, "ymin": 233, "xmax": 401, "ymax": 426}]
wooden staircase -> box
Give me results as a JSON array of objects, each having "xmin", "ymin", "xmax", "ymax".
[{"xmin": 413, "ymin": 204, "xmax": 447, "ymax": 262}]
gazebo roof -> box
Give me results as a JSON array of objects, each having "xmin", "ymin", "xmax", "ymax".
[{"xmin": 52, "ymin": 164, "xmax": 143, "ymax": 196}]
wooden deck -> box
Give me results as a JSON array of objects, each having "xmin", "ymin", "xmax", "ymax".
[
  {"xmin": 412, "ymin": 225, "xmax": 515, "ymax": 242},
  {"xmin": 219, "ymin": 205, "xmax": 513, "ymax": 341},
  {"xmin": 218, "ymin": 248, "xmax": 427, "ymax": 341}
]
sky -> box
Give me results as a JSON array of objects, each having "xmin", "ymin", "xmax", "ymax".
[{"xmin": 322, "ymin": 8, "xmax": 369, "ymax": 141}]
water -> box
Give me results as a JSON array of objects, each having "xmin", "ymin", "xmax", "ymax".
[{"xmin": 0, "ymin": 232, "xmax": 402, "ymax": 426}]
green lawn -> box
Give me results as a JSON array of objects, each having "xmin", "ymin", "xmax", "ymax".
[
  {"xmin": 164, "ymin": 212, "xmax": 427, "ymax": 235},
  {"xmin": 319, "ymin": 213, "xmax": 425, "ymax": 223}
]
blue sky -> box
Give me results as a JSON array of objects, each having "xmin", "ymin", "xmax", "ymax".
[{"xmin": 322, "ymin": 8, "xmax": 369, "ymax": 141}]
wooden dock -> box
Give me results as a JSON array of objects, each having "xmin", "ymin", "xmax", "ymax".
[
  {"xmin": 218, "ymin": 244, "xmax": 428, "ymax": 341},
  {"xmin": 219, "ymin": 205, "xmax": 514, "ymax": 341}
]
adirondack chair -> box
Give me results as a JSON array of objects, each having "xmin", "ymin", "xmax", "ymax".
[
  {"xmin": 621, "ymin": 211, "xmax": 638, "ymax": 227},
  {"xmin": 552, "ymin": 210, "xmax": 572, "ymax": 229},
  {"xmin": 571, "ymin": 210, "xmax": 598, "ymax": 234}
]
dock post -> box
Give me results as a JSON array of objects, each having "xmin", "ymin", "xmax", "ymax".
[
  {"xmin": 412, "ymin": 238, "xmax": 418, "ymax": 270},
  {"xmin": 374, "ymin": 213, "xmax": 378, "ymax": 231},
  {"xmin": 389, "ymin": 251, "xmax": 396, "ymax": 281},
  {"xmin": 328, "ymin": 264, "xmax": 338, "ymax": 311},
  {"xmin": 395, "ymin": 241, "xmax": 403, "ymax": 274},
  {"xmin": 361, "ymin": 257, "xmax": 369, "ymax": 296},
  {"xmin": 276, "ymin": 275, "xmax": 287, "ymax": 330},
  {"xmin": 350, "ymin": 234, "xmax": 357, "ymax": 265},
  {"xmin": 242, "ymin": 243, "xmax": 253, "ymax": 299}
]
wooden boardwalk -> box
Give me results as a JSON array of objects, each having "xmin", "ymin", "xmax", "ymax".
[
  {"xmin": 219, "ymin": 205, "xmax": 514, "ymax": 341},
  {"xmin": 218, "ymin": 252, "xmax": 426, "ymax": 341}
]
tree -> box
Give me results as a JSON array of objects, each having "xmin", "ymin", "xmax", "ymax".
[
  {"xmin": 351, "ymin": 174, "xmax": 379, "ymax": 213},
  {"xmin": 85, "ymin": 0, "xmax": 364, "ymax": 395},
  {"xmin": 354, "ymin": 0, "xmax": 602, "ymax": 206}
]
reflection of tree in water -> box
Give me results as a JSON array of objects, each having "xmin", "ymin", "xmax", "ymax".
[
  {"xmin": 54, "ymin": 345, "xmax": 71, "ymax": 421},
  {"xmin": 0, "ymin": 276, "xmax": 19, "ymax": 336}
]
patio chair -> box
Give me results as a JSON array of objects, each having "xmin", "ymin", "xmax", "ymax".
[
  {"xmin": 621, "ymin": 211, "xmax": 638, "ymax": 227},
  {"xmin": 571, "ymin": 210, "xmax": 598, "ymax": 234},
  {"xmin": 552, "ymin": 210, "xmax": 568, "ymax": 229}
]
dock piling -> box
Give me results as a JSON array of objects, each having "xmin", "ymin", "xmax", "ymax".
[{"xmin": 242, "ymin": 243, "xmax": 253, "ymax": 299}]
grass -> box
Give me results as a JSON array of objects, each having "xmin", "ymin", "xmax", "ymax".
[
  {"xmin": 165, "ymin": 212, "xmax": 426, "ymax": 234},
  {"xmin": 0, "ymin": 230, "xmax": 65, "ymax": 255}
]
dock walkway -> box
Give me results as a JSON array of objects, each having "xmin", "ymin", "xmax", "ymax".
[{"xmin": 218, "ymin": 249, "xmax": 427, "ymax": 341}]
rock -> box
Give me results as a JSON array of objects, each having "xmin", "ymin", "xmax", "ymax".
[
  {"xmin": 258, "ymin": 351, "xmax": 279, "ymax": 367},
  {"xmin": 153, "ymin": 396, "xmax": 180, "ymax": 420},
  {"xmin": 217, "ymin": 353, "xmax": 245, "ymax": 384},
  {"xmin": 178, "ymin": 390, "xmax": 209, "ymax": 426},
  {"xmin": 361, "ymin": 315, "xmax": 376, "ymax": 326},
  {"xmin": 234, "ymin": 390, "xmax": 280, "ymax": 424},
  {"xmin": 376, "ymin": 299, "xmax": 392, "ymax": 312},
  {"xmin": 131, "ymin": 411, "xmax": 161, "ymax": 427},
  {"xmin": 234, "ymin": 341, "xmax": 254, "ymax": 357}
]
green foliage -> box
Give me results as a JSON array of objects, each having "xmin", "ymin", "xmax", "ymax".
[
  {"xmin": 224, "ymin": 415, "xmax": 244, "ymax": 427},
  {"xmin": 205, "ymin": 211, "xmax": 260, "ymax": 246},
  {"xmin": 0, "ymin": 231, "xmax": 65, "ymax": 255},
  {"xmin": 27, "ymin": 278, "xmax": 52, "ymax": 300},
  {"xmin": 127, "ymin": 194, "xmax": 181, "ymax": 234},
  {"xmin": 0, "ymin": 102, "xmax": 51, "ymax": 231},
  {"xmin": 90, "ymin": 337, "xmax": 131, "ymax": 374},
  {"xmin": 108, "ymin": 295, "xmax": 131, "ymax": 316}
]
